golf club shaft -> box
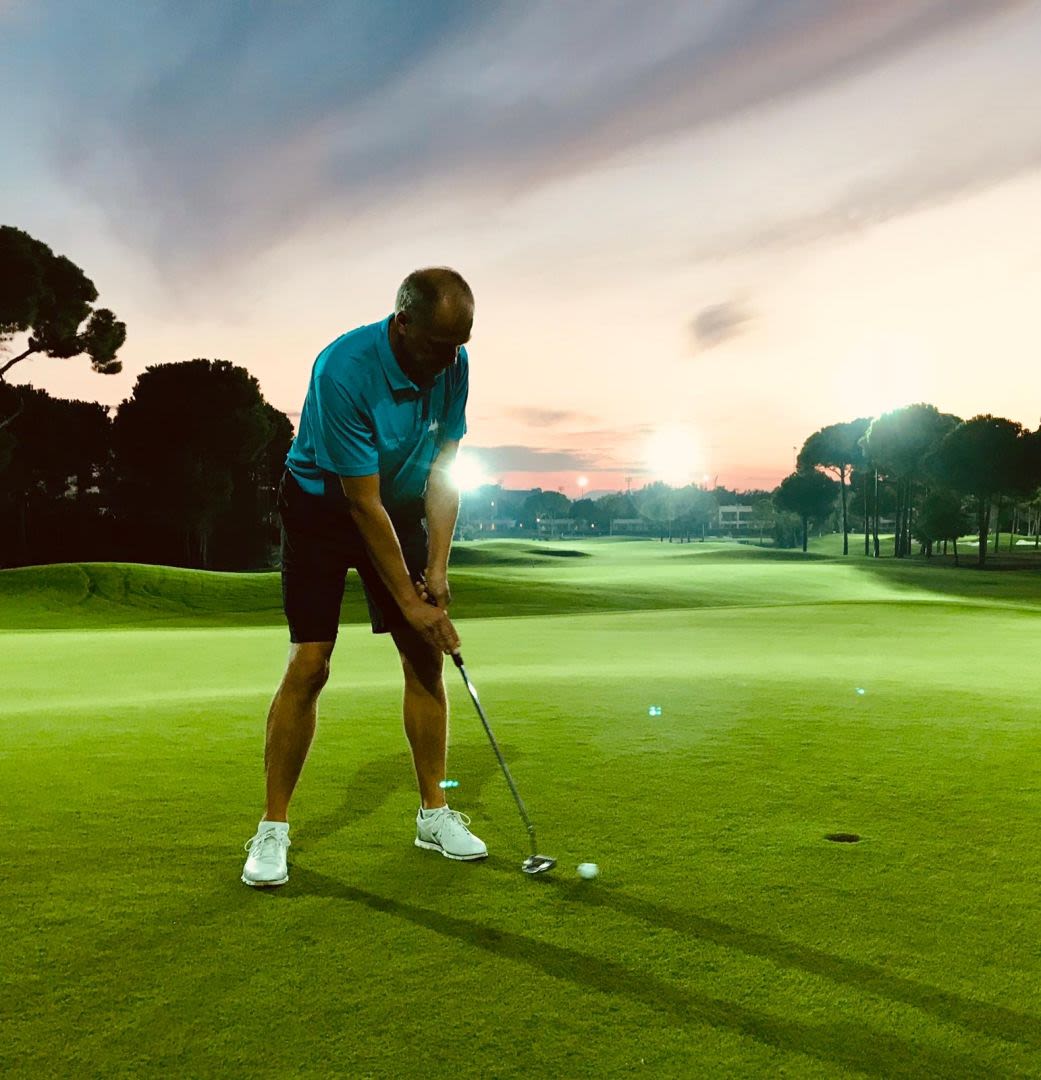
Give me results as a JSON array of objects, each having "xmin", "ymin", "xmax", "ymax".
[{"xmin": 451, "ymin": 652, "xmax": 538, "ymax": 857}]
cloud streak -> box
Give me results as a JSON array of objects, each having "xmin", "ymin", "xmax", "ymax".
[
  {"xmin": 2, "ymin": 0, "xmax": 1026, "ymax": 274},
  {"xmin": 692, "ymin": 302, "xmax": 752, "ymax": 351},
  {"xmin": 466, "ymin": 444, "xmax": 599, "ymax": 474},
  {"xmin": 507, "ymin": 407, "xmax": 593, "ymax": 427}
]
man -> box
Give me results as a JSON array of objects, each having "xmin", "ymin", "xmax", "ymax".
[{"xmin": 242, "ymin": 267, "xmax": 486, "ymax": 888}]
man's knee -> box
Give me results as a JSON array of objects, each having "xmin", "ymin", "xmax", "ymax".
[
  {"xmin": 394, "ymin": 633, "xmax": 444, "ymax": 695},
  {"xmin": 285, "ymin": 642, "xmax": 334, "ymax": 695}
]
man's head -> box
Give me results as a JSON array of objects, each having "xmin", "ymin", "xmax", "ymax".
[{"xmin": 390, "ymin": 267, "xmax": 474, "ymax": 388}]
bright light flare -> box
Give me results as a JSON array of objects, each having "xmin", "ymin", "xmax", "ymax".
[
  {"xmin": 644, "ymin": 426, "xmax": 703, "ymax": 487},
  {"xmin": 448, "ymin": 449, "xmax": 490, "ymax": 492}
]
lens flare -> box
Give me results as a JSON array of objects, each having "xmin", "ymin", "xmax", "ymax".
[
  {"xmin": 449, "ymin": 450, "xmax": 489, "ymax": 492},
  {"xmin": 644, "ymin": 426, "xmax": 702, "ymax": 486}
]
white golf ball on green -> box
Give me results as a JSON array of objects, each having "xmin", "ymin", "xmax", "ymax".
[{"xmin": 577, "ymin": 862, "xmax": 599, "ymax": 880}]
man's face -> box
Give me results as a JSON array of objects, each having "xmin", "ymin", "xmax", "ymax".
[{"xmin": 398, "ymin": 307, "xmax": 472, "ymax": 387}]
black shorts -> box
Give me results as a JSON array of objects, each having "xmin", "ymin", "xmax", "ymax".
[{"xmin": 278, "ymin": 469, "xmax": 428, "ymax": 643}]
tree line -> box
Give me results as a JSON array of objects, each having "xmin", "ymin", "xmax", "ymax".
[
  {"xmin": 0, "ymin": 367, "xmax": 292, "ymax": 569},
  {"xmin": 1, "ymin": 225, "xmax": 291, "ymax": 569},
  {"xmin": 5, "ymin": 224, "xmax": 1039, "ymax": 571},
  {"xmin": 777, "ymin": 407, "xmax": 1041, "ymax": 566}
]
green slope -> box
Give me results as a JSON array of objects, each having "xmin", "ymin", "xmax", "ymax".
[
  {"xmin": 3, "ymin": 538, "xmax": 1041, "ymax": 631},
  {"xmin": 2, "ymin": 541, "xmax": 1041, "ymax": 1077}
]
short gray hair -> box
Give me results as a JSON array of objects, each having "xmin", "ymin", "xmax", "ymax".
[{"xmin": 395, "ymin": 267, "xmax": 473, "ymax": 325}]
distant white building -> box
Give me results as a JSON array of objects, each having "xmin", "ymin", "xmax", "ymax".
[
  {"xmin": 474, "ymin": 518, "xmax": 518, "ymax": 532},
  {"xmin": 535, "ymin": 517, "xmax": 573, "ymax": 537},
  {"xmin": 609, "ymin": 518, "xmax": 650, "ymax": 535},
  {"xmin": 718, "ymin": 504, "xmax": 754, "ymax": 530}
]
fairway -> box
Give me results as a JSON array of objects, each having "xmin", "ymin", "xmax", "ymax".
[{"xmin": 3, "ymin": 541, "xmax": 1041, "ymax": 1078}]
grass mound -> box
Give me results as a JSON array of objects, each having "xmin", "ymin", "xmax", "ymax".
[
  {"xmin": 3, "ymin": 538, "xmax": 1041, "ymax": 632},
  {"xmin": 0, "ymin": 562, "xmax": 284, "ymax": 629}
]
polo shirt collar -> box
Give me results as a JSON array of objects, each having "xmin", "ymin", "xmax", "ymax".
[{"xmin": 377, "ymin": 313, "xmax": 421, "ymax": 396}]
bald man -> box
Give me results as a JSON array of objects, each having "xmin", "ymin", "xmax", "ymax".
[{"xmin": 242, "ymin": 267, "xmax": 486, "ymax": 888}]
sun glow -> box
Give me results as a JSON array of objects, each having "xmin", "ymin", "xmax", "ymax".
[
  {"xmin": 644, "ymin": 426, "xmax": 703, "ymax": 487},
  {"xmin": 449, "ymin": 449, "xmax": 490, "ymax": 492}
]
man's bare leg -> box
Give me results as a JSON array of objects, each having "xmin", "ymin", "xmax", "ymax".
[
  {"xmin": 392, "ymin": 626, "xmax": 448, "ymax": 809},
  {"xmin": 263, "ymin": 641, "xmax": 334, "ymax": 821}
]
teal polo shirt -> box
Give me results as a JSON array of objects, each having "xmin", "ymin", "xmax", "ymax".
[{"xmin": 286, "ymin": 314, "xmax": 468, "ymax": 515}]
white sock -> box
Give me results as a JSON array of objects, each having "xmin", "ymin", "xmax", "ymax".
[
  {"xmin": 421, "ymin": 805, "xmax": 447, "ymax": 816},
  {"xmin": 260, "ymin": 819, "xmax": 289, "ymax": 832}
]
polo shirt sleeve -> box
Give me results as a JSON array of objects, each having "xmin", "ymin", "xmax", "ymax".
[
  {"xmin": 442, "ymin": 350, "xmax": 469, "ymax": 441},
  {"xmin": 313, "ymin": 373, "xmax": 379, "ymax": 476}
]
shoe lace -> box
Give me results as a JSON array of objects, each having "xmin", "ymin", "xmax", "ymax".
[
  {"xmin": 244, "ymin": 828, "xmax": 290, "ymax": 855},
  {"xmin": 439, "ymin": 809, "xmax": 472, "ymax": 833}
]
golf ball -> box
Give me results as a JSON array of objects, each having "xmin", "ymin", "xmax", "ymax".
[{"xmin": 577, "ymin": 862, "xmax": 599, "ymax": 880}]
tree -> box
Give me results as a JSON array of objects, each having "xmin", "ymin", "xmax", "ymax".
[
  {"xmin": 597, "ymin": 491, "xmax": 637, "ymax": 534},
  {"xmin": 1023, "ymin": 428, "xmax": 1041, "ymax": 550},
  {"xmin": 0, "ymin": 226, "xmax": 126, "ymax": 430},
  {"xmin": 773, "ymin": 470, "xmax": 839, "ymax": 552},
  {"xmin": 848, "ymin": 463, "xmax": 895, "ymax": 558},
  {"xmin": 750, "ymin": 496, "xmax": 778, "ymax": 544},
  {"xmin": 933, "ymin": 415, "xmax": 1025, "ymax": 568},
  {"xmin": 914, "ymin": 490, "xmax": 971, "ymax": 564},
  {"xmin": 111, "ymin": 359, "xmax": 279, "ymax": 568},
  {"xmin": 798, "ymin": 418, "xmax": 870, "ymax": 555},
  {"xmin": 212, "ymin": 401, "xmax": 295, "ymax": 568},
  {"xmin": 1004, "ymin": 425, "xmax": 1041, "ymax": 552},
  {"xmin": 634, "ymin": 482, "xmax": 687, "ymax": 541},
  {"xmin": 570, "ymin": 497, "xmax": 600, "ymax": 531},
  {"xmin": 862, "ymin": 404, "xmax": 960, "ymax": 558},
  {"xmin": 0, "ymin": 382, "xmax": 111, "ymax": 566},
  {"xmin": 671, "ymin": 484, "xmax": 716, "ymax": 541},
  {"xmin": 520, "ymin": 489, "xmax": 571, "ymax": 531}
]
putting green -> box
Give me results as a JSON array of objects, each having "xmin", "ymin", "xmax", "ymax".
[{"xmin": 2, "ymin": 541, "xmax": 1040, "ymax": 1078}]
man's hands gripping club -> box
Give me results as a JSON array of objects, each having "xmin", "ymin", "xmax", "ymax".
[
  {"xmin": 338, "ymin": 473, "xmax": 461, "ymax": 656},
  {"xmin": 410, "ymin": 569, "xmax": 459, "ymax": 654}
]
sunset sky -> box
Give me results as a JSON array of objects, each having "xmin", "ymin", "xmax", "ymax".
[{"xmin": 3, "ymin": 1, "xmax": 1040, "ymax": 495}]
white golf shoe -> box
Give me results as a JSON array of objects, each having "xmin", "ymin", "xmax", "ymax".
[
  {"xmin": 242, "ymin": 822, "xmax": 291, "ymax": 887},
  {"xmin": 415, "ymin": 806, "xmax": 488, "ymax": 861}
]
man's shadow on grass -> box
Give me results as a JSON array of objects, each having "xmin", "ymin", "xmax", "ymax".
[
  {"xmin": 557, "ymin": 881, "xmax": 1040, "ymax": 1052},
  {"xmin": 236, "ymin": 734, "xmax": 1038, "ymax": 1071},
  {"xmin": 288, "ymin": 752, "xmax": 1040, "ymax": 1060},
  {"xmin": 289, "ymin": 866, "xmax": 1009, "ymax": 1080},
  {"xmin": 296, "ymin": 741, "xmax": 508, "ymax": 850}
]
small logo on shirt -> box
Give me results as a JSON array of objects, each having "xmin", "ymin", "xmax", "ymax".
[{"xmin": 428, "ymin": 419, "xmax": 440, "ymax": 434}]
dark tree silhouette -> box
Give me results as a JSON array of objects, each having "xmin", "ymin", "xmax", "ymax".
[
  {"xmin": 773, "ymin": 470, "xmax": 839, "ymax": 552},
  {"xmin": 0, "ymin": 226, "xmax": 126, "ymax": 430},
  {"xmin": 111, "ymin": 359, "xmax": 281, "ymax": 569},
  {"xmin": 0, "ymin": 383, "xmax": 111, "ymax": 566},
  {"xmin": 521, "ymin": 489, "xmax": 571, "ymax": 528},
  {"xmin": 914, "ymin": 489, "xmax": 971, "ymax": 564},
  {"xmin": 798, "ymin": 417, "xmax": 870, "ymax": 555},
  {"xmin": 933, "ymin": 415, "xmax": 1026, "ymax": 568},
  {"xmin": 862, "ymin": 405, "xmax": 960, "ymax": 558}
]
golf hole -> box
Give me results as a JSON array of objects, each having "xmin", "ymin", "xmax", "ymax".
[{"xmin": 824, "ymin": 833, "xmax": 861, "ymax": 843}]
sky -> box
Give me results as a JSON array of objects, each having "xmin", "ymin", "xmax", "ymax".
[{"xmin": 2, "ymin": 0, "xmax": 1040, "ymax": 495}]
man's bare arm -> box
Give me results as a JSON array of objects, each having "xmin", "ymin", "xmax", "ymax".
[
  {"xmin": 339, "ymin": 473, "xmax": 459, "ymax": 652},
  {"xmin": 424, "ymin": 441, "xmax": 460, "ymax": 592}
]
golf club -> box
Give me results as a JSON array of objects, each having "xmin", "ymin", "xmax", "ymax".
[{"xmin": 450, "ymin": 651, "xmax": 556, "ymax": 875}]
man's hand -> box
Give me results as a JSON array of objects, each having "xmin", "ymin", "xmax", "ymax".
[
  {"xmin": 404, "ymin": 594, "xmax": 460, "ymax": 654},
  {"xmin": 422, "ymin": 567, "xmax": 452, "ymax": 609}
]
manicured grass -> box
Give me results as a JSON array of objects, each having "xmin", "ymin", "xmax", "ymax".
[
  {"xmin": 2, "ymin": 541, "xmax": 1040, "ymax": 1077},
  {"xmin": 3, "ymin": 536, "xmax": 1041, "ymax": 632}
]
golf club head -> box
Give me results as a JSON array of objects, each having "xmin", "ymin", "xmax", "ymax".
[{"xmin": 521, "ymin": 854, "xmax": 556, "ymax": 875}]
